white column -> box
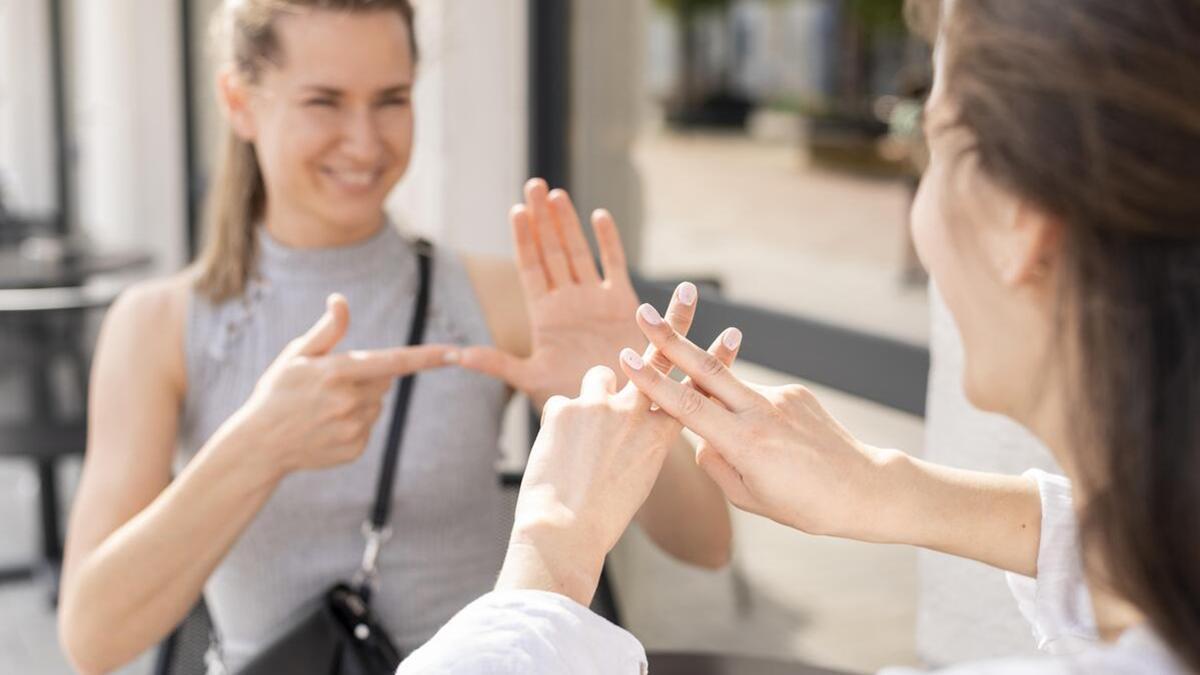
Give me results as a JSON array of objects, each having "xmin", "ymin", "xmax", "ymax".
[
  {"xmin": 0, "ymin": 0, "xmax": 58, "ymax": 216},
  {"xmin": 389, "ymin": 0, "xmax": 529, "ymax": 258},
  {"xmin": 72, "ymin": 0, "xmax": 187, "ymax": 272},
  {"xmin": 572, "ymin": 0, "xmax": 646, "ymax": 265}
]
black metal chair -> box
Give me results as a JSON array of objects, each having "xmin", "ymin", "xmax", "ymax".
[{"xmin": 0, "ymin": 288, "xmax": 106, "ymax": 600}]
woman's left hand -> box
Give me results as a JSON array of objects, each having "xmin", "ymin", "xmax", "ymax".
[{"xmin": 459, "ymin": 179, "xmax": 645, "ymax": 410}]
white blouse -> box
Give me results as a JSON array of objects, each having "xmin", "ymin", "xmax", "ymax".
[{"xmin": 397, "ymin": 470, "xmax": 1185, "ymax": 674}]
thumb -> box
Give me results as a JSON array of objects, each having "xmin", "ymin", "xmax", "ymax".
[
  {"xmin": 458, "ymin": 345, "xmax": 528, "ymax": 390},
  {"xmin": 293, "ymin": 294, "xmax": 350, "ymax": 357}
]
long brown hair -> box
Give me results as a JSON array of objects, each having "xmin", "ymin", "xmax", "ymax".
[
  {"xmin": 194, "ymin": 0, "xmax": 418, "ymax": 302},
  {"xmin": 909, "ymin": 0, "xmax": 1200, "ymax": 669}
]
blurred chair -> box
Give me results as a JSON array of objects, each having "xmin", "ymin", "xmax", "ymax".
[
  {"xmin": 0, "ymin": 286, "xmax": 111, "ymax": 600},
  {"xmin": 154, "ymin": 602, "xmax": 216, "ymax": 675}
]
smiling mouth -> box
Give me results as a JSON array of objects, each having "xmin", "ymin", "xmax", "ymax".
[{"xmin": 320, "ymin": 167, "xmax": 384, "ymax": 191}]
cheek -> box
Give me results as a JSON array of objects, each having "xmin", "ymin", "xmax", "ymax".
[
  {"xmin": 910, "ymin": 172, "xmax": 947, "ymax": 280},
  {"xmin": 380, "ymin": 109, "xmax": 415, "ymax": 172},
  {"xmin": 257, "ymin": 112, "xmax": 334, "ymax": 186}
]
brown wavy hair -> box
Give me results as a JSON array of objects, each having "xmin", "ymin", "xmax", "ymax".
[
  {"xmin": 194, "ymin": 0, "xmax": 418, "ymax": 302},
  {"xmin": 909, "ymin": 0, "xmax": 1200, "ymax": 669}
]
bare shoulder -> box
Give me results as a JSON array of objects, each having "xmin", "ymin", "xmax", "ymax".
[
  {"xmin": 463, "ymin": 254, "xmax": 531, "ymax": 358},
  {"xmin": 99, "ymin": 271, "xmax": 192, "ymax": 395}
]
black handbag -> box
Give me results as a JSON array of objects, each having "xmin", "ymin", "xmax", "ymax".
[{"xmin": 236, "ymin": 241, "xmax": 434, "ymax": 675}]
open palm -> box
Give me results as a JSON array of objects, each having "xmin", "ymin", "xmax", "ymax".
[{"xmin": 460, "ymin": 180, "xmax": 645, "ymax": 410}]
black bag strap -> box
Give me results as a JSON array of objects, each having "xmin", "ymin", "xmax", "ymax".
[{"xmin": 356, "ymin": 240, "xmax": 433, "ymax": 595}]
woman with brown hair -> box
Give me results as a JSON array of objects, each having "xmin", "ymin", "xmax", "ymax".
[
  {"xmin": 55, "ymin": 1, "xmax": 731, "ymax": 672},
  {"xmin": 396, "ymin": 0, "xmax": 1200, "ymax": 672}
]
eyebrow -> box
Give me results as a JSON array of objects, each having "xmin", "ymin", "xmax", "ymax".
[{"xmin": 299, "ymin": 83, "xmax": 413, "ymax": 97}]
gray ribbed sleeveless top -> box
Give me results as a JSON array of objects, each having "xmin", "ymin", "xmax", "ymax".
[{"xmin": 177, "ymin": 225, "xmax": 514, "ymax": 670}]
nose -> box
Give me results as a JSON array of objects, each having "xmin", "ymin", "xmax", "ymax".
[{"xmin": 339, "ymin": 105, "xmax": 383, "ymax": 165}]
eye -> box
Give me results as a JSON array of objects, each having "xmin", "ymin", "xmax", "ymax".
[
  {"xmin": 380, "ymin": 96, "xmax": 411, "ymax": 108},
  {"xmin": 305, "ymin": 98, "xmax": 337, "ymax": 108}
]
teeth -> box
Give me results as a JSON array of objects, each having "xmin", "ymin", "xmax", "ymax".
[{"xmin": 325, "ymin": 169, "xmax": 376, "ymax": 188}]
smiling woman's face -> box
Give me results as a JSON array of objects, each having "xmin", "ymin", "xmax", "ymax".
[{"xmin": 228, "ymin": 9, "xmax": 416, "ymax": 244}]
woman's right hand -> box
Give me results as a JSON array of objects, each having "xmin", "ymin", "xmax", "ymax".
[
  {"xmin": 619, "ymin": 305, "xmax": 898, "ymax": 542},
  {"xmin": 229, "ymin": 293, "xmax": 458, "ymax": 478}
]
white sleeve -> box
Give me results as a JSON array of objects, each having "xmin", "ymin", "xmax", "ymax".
[
  {"xmin": 397, "ymin": 590, "xmax": 648, "ymax": 675},
  {"xmin": 1003, "ymin": 469, "xmax": 1099, "ymax": 655}
]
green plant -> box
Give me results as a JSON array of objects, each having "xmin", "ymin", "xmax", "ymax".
[
  {"xmin": 652, "ymin": 0, "xmax": 731, "ymax": 14},
  {"xmin": 848, "ymin": 0, "xmax": 906, "ymax": 34}
]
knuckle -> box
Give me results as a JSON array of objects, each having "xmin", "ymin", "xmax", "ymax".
[
  {"xmin": 742, "ymin": 422, "xmax": 772, "ymax": 447},
  {"xmin": 698, "ymin": 353, "xmax": 725, "ymax": 377},
  {"xmin": 357, "ymin": 417, "xmax": 376, "ymax": 439},
  {"xmin": 331, "ymin": 393, "xmax": 357, "ymax": 418},
  {"xmin": 541, "ymin": 395, "xmax": 571, "ymax": 423},
  {"xmin": 783, "ymin": 384, "xmax": 813, "ymax": 402},
  {"xmin": 586, "ymin": 365, "xmax": 615, "ymax": 380},
  {"xmin": 317, "ymin": 363, "xmax": 342, "ymax": 387},
  {"xmin": 678, "ymin": 387, "xmax": 706, "ymax": 416},
  {"xmin": 335, "ymin": 421, "xmax": 361, "ymax": 444}
]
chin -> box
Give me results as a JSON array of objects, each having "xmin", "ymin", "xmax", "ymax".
[
  {"xmin": 961, "ymin": 365, "xmax": 1005, "ymax": 414},
  {"xmin": 316, "ymin": 200, "xmax": 387, "ymax": 231}
]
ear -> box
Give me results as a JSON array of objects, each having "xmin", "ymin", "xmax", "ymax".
[
  {"xmin": 1000, "ymin": 202, "xmax": 1062, "ymax": 287},
  {"xmin": 218, "ymin": 70, "xmax": 257, "ymax": 142}
]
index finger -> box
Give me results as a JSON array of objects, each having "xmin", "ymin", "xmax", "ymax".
[
  {"xmin": 636, "ymin": 304, "xmax": 762, "ymax": 413},
  {"xmin": 511, "ymin": 205, "xmax": 550, "ymax": 300},
  {"xmin": 645, "ymin": 282, "xmax": 698, "ymax": 375},
  {"xmin": 618, "ymin": 348, "xmax": 743, "ymax": 459},
  {"xmin": 328, "ymin": 345, "xmax": 458, "ymax": 381}
]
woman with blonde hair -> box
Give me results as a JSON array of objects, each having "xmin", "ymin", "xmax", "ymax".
[{"xmin": 56, "ymin": 1, "xmax": 731, "ymax": 672}]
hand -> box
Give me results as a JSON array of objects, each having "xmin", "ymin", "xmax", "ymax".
[
  {"xmin": 496, "ymin": 286, "xmax": 739, "ymax": 606},
  {"xmin": 228, "ymin": 294, "xmax": 457, "ymax": 480},
  {"xmin": 619, "ymin": 304, "xmax": 894, "ymax": 541},
  {"xmin": 459, "ymin": 179, "xmax": 645, "ymax": 410}
]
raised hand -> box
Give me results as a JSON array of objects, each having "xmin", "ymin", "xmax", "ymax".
[
  {"xmin": 230, "ymin": 294, "xmax": 458, "ymax": 478},
  {"xmin": 496, "ymin": 286, "xmax": 739, "ymax": 606},
  {"xmin": 618, "ymin": 302, "xmax": 894, "ymax": 542},
  {"xmin": 459, "ymin": 179, "xmax": 645, "ymax": 410}
]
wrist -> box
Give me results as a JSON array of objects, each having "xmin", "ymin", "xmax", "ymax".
[
  {"xmin": 833, "ymin": 446, "xmax": 921, "ymax": 544},
  {"xmin": 202, "ymin": 413, "xmax": 288, "ymax": 493},
  {"xmin": 497, "ymin": 521, "xmax": 606, "ymax": 608},
  {"xmin": 860, "ymin": 450, "xmax": 964, "ymax": 550}
]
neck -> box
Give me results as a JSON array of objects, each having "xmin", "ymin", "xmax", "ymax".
[
  {"xmin": 263, "ymin": 202, "xmax": 385, "ymax": 249},
  {"xmin": 1019, "ymin": 377, "xmax": 1146, "ymax": 642}
]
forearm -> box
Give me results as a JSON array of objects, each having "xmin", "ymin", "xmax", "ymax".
[
  {"xmin": 61, "ymin": 421, "xmax": 280, "ymax": 673},
  {"xmin": 637, "ymin": 435, "xmax": 732, "ymax": 569},
  {"xmin": 860, "ymin": 451, "xmax": 1041, "ymax": 576},
  {"xmin": 496, "ymin": 528, "xmax": 606, "ymax": 608}
]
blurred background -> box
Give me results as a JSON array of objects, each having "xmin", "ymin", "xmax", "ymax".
[{"xmin": 0, "ymin": 1, "xmax": 1051, "ymax": 673}]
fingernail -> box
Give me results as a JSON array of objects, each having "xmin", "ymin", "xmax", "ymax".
[
  {"xmin": 677, "ymin": 282, "xmax": 697, "ymax": 306},
  {"xmin": 639, "ymin": 304, "xmax": 664, "ymax": 326},
  {"xmin": 621, "ymin": 348, "xmax": 644, "ymax": 371},
  {"xmin": 444, "ymin": 351, "xmax": 461, "ymax": 364},
  {"xmin": 723, "ymin": 327, "xmax": 742, "ymax": 350}
]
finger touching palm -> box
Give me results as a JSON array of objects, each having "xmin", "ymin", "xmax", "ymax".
[{"xmin": 460, "ymin": 179, "xmax": 645, "ymax": 409}]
